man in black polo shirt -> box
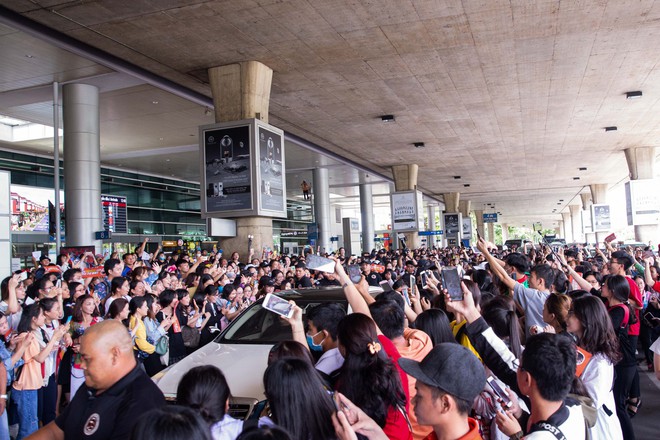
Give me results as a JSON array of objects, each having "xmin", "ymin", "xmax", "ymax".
[
  {"xmin": 294, "ymin": 263, "xmax": 313, "ymax": 288},
  {"xmin": 26, "ymin": 320, "xmax": 165, "ymax": 440}
]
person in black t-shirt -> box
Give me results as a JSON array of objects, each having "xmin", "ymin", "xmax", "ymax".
[
  {"xmin": 28, "ymin": 320, "xmax": 165, "ymax": 440},
  {"xmin": 294, "ymin": 264, "xmax": 313, "ymax": 288},
  {"xmin": 156, "ymin": 290, "xmax": 187, "ymax": 365},
  {"xmin": 360, "ymin": 261, "xmax": 381, "ymax": 287}
]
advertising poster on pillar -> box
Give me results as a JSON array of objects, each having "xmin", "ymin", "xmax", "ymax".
[
  {"xmin": 444, "ymin": 213, "xmax": 461, "ymax": 235},
  {"xmin": 391, "ymin": 191, "xmax": 419, "ymax": 231},
  {"xmin": 256, "ymin": 122, "xmax": 287, "ymax": 217},
  {"xmin": 591, "ymin": 204, "xmax": 611, "ymax": 232},
  {"xmin": 625, "ymin": 179, "xmax": 660, "ymax": 226},
  {"xmin": 202, "ymin": 123, "xmax": 252, "ymax": 214}
]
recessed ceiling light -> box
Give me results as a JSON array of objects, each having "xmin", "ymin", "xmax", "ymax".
[
  {"xmin": 152, "ymin": 100, "xmax": 159, "ymax": 104},
  {"xmin": 579, "ymin": 167, "xmax": 587, "ymax": 171},
  {"xmin": 380, "ymin": 114, "xmax": 395, "ymax": 122},
  {"xmin": 25, "ymin": 54, "xmax": 34, "ymax": 58},
  {"xmin": 453, "ymin": 176, "xmax": 461, "ymax": 179},
  {"xmin": 159, "ymin": 137, "xmax": 164, "ymax": 141},
  {"xmin": 413, "ymin": 142, "xmax": 425, "ymax": 148},
  {"xmin": 604, "ymin": 126, "xmax": 617, "ymax": 132},
  {"xmin": 557, "ymin": 203, "xmax": 561, "ymax": 205},
  {"xmin": 559, "ymin": 199, "xmax": 564, "ymax": 202},
  {"xmin": 625, "ymin": 91, "xmax": 642, "ymax": 99},
  {"xmin": 573, "ymin": 177, "xmax": 580, "ymax": 180},
  {"xmin": 463, "ymin": 184, "xmax": 470, "ymax": 187},
  {"xmin": 166, "ymin": 159, "xmax": 170, "ymax": 162}
]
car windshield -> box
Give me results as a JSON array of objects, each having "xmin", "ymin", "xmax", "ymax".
[{"xmin": 217, "ymin": 298, "xmax": 347, "ymax": 344}]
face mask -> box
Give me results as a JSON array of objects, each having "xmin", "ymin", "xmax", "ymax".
[{"xmin": 306, "ymin": 331, "xmax": 325, "ymax": 352}]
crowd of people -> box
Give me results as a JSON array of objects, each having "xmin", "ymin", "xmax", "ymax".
[{"xmin": 0, "ymin": 236, "xmax": 658, "ymax": 440}]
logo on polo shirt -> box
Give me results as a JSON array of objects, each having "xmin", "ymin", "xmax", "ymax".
[{"xmin": 84, "ymin": 413, "xmax": 100, "ymax": 436}]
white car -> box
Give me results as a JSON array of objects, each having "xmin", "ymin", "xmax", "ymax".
[{"xmin": 152, "ymin": 288, "xmax": 353, "ymax": 420}]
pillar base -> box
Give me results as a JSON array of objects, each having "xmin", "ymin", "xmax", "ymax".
[
  {"xmin": 220, "ymin": 217, "xmax": 273, "ymax": 260},
  {"xmin": 634, "ymin": 225, "xmax": 657, "ymax": 246}
]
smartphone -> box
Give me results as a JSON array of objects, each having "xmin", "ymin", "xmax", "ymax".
[
  {"xmin": 347, "ymin": 265, "xmax": 362, "ymax": 283},
  {"xmin": 476, "ymin": 230, "xmax": 482, "ymax": 240},
  {"xmin": 401, "ymin": 286, "xmax": 412, "ymax": 307},
  {"xmin": 644, "ymin": 312, "xmax": 659, "ymax": 328},
  {"xmin": 379, "ymin": 280, "xmax": 393, "ymax": 292},
  {"xmin": 487, "ymin": 376, "xmax": 512, "ymax": 408},
  {"xmin": 441, "ymin": 267, "xmax": 463, "ymax": 300},
  {"xmin": 421, "ymin": 272, "xmax": 428, "ymax": 287},
  {"xmin": 262, "ymin": 293, "xmax": 294, "ymax": 319},
  {"xmin": 306, "ymin": 254, "xmax": 335, "ymax": 273},
  {"xmin": 65, "ymin": 316, "xmax": 73, "ymax": 325}
]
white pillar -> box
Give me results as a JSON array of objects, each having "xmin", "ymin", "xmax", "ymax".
[
  {"xmin": 313, "ymin": 167, "xmax": 331, "ymax": 252},
  {"xmin": 359, "ymin": 181, "xmax": 375, "ymax": 253}
]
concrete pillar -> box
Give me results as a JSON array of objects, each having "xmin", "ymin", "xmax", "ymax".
[
  {"xmin": 501, "ymin": 223, "xmax": 509, "ymax": 242},
  {"xmin": 580, "ymin": 193, "xmax": 595, "ymax": 244},
  {"xmin": 487, "ymin": 222, "xmax": 495, "ymax": 243},
  {"xmin": 474, "ymin": 210, "xmax": 485, "ymax": 239},
  {"xmin": 569, "ymin": 204, "xmax": 583, "ymax": 243},
  {"xmin": 208, "ymin": 61, "xmax": 273, "ymax": 123},
  {"xmin": 624, "ymin": 147, "xmax": 658, "ymax": 244},
  {"xmin": 62, "ymin": 84, "xmax": 103, "ymax": 250},
  {"xmin": 443, "ymin": 193, "xmax": 460, "ymax": 213},
  {"xmin": 458, "ymin": 200, "xmax": 471, "ymax": 217},
  {"xmin": 208, "ymin": 61, "xmax": 275, "ymax": 253},
  {"xmin": 359, "ymin": 181, "xmax": 375, "ymax": 253},
  {"xmin": 590, "ymin": 184, "xmax": 608, "ymax": 243},
  {"xmin": 427, "ymin": 205, "xmax": 435, "ymax": 230},
  {"xmin": 391, "ymin": 164, "xmax": 419, "ymax": 191},
  {"xmin": 313, "ymin": 167, "xmax": 331, "ymax": 252},
  {"xmin": 561, "ymin": 212, "xmax": 572, "ymax": 243},
  {"xmin": 390, "ymin": 164, "xmax": 421, "ymax": 248}
]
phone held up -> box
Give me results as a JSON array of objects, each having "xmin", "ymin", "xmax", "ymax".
[
  {"xmin": 262, "ymin": 293, "xmax": 294, "ymax": 319},
  {"xmin": 441, "ymin": 267, "xmax": 463, "ymax": 301}
]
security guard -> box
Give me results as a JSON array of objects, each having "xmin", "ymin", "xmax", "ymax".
[{"xmin": 26, "ymin": 320, "xmax": 165, "ymax": 440}]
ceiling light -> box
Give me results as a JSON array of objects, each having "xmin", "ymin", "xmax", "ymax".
[
  {"xmin": 625, "ymin": 91, "xmax": 642, "ymax": 99},
  {"xmin": 557, "ymin": 203, "xmax": 561, "ymax": 205},
  {"xmin": 159, "ymin": 137, "xmax": 164, "ymax": 141},
  {"xmin": 413, "ymin": 142, "xmax": 425, "ymax": 148},
  {"xmin": 463, "ymin": 184, "xmax": 470, "ymax": 187},
  {"xmin": 453, "ymin": 176, "xmax": 461, "ymax": 179},
  {"xmin": 604, "ymin": 126, "xmax": 617, "ymax": 132},
  {"xmin": 579, "ymin": 167, "xmax": 587, "ymax": 171},
  {"xmin": 573, "ymin": 177, "xmax": 580, "ymax": 180},
  {"xmin": 152, "ymin": 100, "xmax": 159, "ymax": 104},
  {"xmin": 559, "ymin": 199, "xmax": 564, "ymax": 202},
  {"xmin": 25, "ymin": 54, "xmax": 34, "ymax": 58},
  {"xmin": 166, "ymin": 159, "xmax": 171, "ymax": 162},
  {"xmin": 380, "ymin": 115, "xmax": 395, "ymax": 122}
]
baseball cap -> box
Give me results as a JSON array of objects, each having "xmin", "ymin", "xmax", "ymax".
[{"xmin": 399, "ymin": 343, "xmax": 485, "ymax": 402}]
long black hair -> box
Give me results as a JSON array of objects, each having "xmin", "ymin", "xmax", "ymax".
[
  {"xmin": 17, "ymin": 303, "xmax": 42, "ymax": 334},
  {"xmin": 336, "ymin": 313, "xmax": 406, "ymax": 428},
  {"xmin": 481, "ymin": 295, "xmax": 523, "ymax": 361},
  {"xmin": 177, "ymin": 365, "xmax": 230, "ymax": 425},
  {"xmin": 263, "ymin": 358, "xmax": 336, "ymax": 440},
  {"xmin": 414, "ymin": 309, "xmax": 456, "ymax": 346},
  {"xmin": 571, "ymin": 295, "xmax": 621, "ymax": 364},
  {"xmin": 603, "ymin": 275, "xmax": 637, "ymax": 325}
]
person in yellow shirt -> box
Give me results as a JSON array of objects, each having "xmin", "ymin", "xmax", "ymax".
[
  {"xmin": 450, "ymin": 280, "xmax": 482, "ymax": 362},
  {"xmin": 128, "ymin": 297, "xmax": 155, "ymax": 360}
]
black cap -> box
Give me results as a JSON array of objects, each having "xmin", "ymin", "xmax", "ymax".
[
  {"xmin": 259, "ymin": 276, "xmax": 275, "ymax": 288},
  {"xmin": 399, "ymin": 343, "xmax": 485, "ymax": 402}
]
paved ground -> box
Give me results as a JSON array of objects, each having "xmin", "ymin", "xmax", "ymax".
[{"xmin": 633, "ymin": 365, "xmax": 659, "ymax": 440}]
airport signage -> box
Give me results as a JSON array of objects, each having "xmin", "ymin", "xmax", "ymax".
[
  {"xmin": 418, "ymin": 230, "xmax": 443, "ymax": 236},
  {"xmin": 200, "ymin": 119, "xmax": 286, "ymax": 219},
  {"xmin": 625, "ymin": 179, "xmax": 660, "ymax": 226},
  {"xmin": 391, "ymin": 191, "xmax": 423, "ymax": 232},
  {"xmin": 483, "ymin": 213, "xmax": 498, "ymax": 223}
]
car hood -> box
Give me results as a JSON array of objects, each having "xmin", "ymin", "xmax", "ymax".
[{"xmin": 155, "ymin": 341, "xmax": 273, "ymax": 400}]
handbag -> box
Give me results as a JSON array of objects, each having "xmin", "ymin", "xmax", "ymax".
[{"xmin": 154, "ymin": 335, "xmax": 169, "ymax": 355}]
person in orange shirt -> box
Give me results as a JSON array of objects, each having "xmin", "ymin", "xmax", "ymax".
[{"xmin": 399, "ymin": 344, "xmax": 485, "ymax": 440}]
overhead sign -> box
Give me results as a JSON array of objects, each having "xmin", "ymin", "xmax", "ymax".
[
  {"xmin": 483, "ymin": 213, "xmax": 498, "ymax": 223},
  {"xmin": 444, "ymin": 213, "xmax": 462, "ymax": 236},
  {"xmin": 418, "ymin": 230, "xmax": 444, "ymax": 236},
  {"xmin": 591, "ymin": 204, "xmax": 611, "ymax": 232},
  {"xmin": 391, "ymin": 191, "xmax": 422, "ymax": 232},
  {"xmin": 625, "ymin": 179, "xmax": 660, "ymax": 226},
  {"xmin": 581, "ymin": 209, "xmax": 593, "ymax": 234}
]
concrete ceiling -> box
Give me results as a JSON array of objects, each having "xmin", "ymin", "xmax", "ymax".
[{"xmin": 1, "ymin": 0, "xmax": 660, "ymax": 228}]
